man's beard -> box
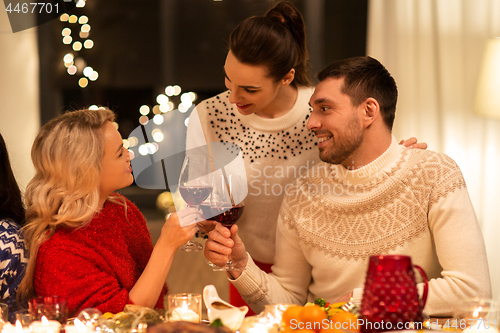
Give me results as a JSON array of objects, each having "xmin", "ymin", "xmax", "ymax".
[{"xmin": 318, "ymin": 116, "xmax": 363, "ymax": 167}]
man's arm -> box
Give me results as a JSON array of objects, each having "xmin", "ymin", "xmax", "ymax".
[
  {"xmin": 423, "ymin": 160, "xmax": 491, "ymax": 316},
  {"xmin": 205, "ymin": 217, "xmax": 312, "ymax": 314}
]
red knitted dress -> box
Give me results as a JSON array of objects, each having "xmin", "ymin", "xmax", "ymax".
[{"xmin": 34, "ymin": 195, "xmax": 166, "ymax": 316}]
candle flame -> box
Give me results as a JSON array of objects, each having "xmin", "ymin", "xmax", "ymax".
[
  {"xmin": 41, "ymin": 316, "xmax": 49, "ymax": 325},
  {"xmin": 182, "ymin": 301, "xmax": 189, "ymax": 311},
  {"xmin": 473, "ymin": 306, "xmax": 482, "ymax": 318},
  {"xmin": 74, "ymin": 318, "xmax": 88, "ymax": 332},
  {"xmin": 15, "ymin": 320, "xmax": 24, "ymax": 332}
]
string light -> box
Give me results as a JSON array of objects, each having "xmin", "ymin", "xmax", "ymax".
[
  {"xmin": 131, "ymin": 86, "xmax": 198, "ymax": 162},
  {"xmin": 84, "ymin": 39, "xmax": 94, "ymax": 49},
  {"xmin": 60, "ymin": 2, "xmax": 97, "ymax": 88},
  {"xmin": 78, "ymin": 77, "xmax": 88, "ymax": 88},
  {"xmin": 139, "ymin": 105, "xmax": 150, "ymax": 116},
  {"xmin": 72, "ymin": 41, "xmax": 82, "ymax": 51}
]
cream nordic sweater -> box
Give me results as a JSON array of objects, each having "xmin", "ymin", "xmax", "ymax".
[
  {"xmin": 186, "ymin": 87, "xmax": 320, "ymax": 263},
  {"xmin": 231, "ymin": 138, "xmax": 491, "ymax": 316}
]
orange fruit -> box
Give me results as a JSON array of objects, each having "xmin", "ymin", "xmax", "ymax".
[
  {"xmin": 298, "ymin": 305, "xmax": 328, "ymax": 332},
  {"xmin": 282, "ymin": 305, "xmax": 303, "ymax": 328},
  {"xmin": 330, "ymin": 311, "xmax": 360, "ymax": 332}
]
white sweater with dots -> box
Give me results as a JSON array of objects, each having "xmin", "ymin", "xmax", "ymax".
[{"xmin": 186, "ymin": 87, "xmax": 320, "ymax": 263}]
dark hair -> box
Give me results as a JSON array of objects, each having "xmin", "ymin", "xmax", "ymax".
[
  {"xmin": 317, "ymin": 56, "xmax": 398, "ymax": 129},
  {"xmin": 229, "ymin": 1, "xmax": 312, "ymax": 87},
  {"xmin": 0, "ymin": 133, "xmax": 25, "ymax": 225}
]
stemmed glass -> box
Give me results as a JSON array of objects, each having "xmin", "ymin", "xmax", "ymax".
[
  {"xmin": 210, "ymin": 174, "xmax": 245, "ymax": 271},
  {"xmin": 178, "ymin": 153, "xmax": 213, "ymax": 252}
]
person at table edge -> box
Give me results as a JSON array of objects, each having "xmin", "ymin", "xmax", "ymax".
[{"xmin": 204, "ymin": 56, "xmax": 492, "ymax": 316}]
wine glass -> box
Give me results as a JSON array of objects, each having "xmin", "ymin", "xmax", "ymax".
[
  {"xmin": 178, "ymin": 153, "xmax": 213, "ymax": 252},
  {"xmin": 210, "ymin": 174, "xmax": 245, "ymax": 271}
]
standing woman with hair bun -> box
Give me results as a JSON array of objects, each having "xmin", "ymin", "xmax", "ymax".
[{"xmin": 189, "ymin": 1, "xmax": 424, "ymax": 313}]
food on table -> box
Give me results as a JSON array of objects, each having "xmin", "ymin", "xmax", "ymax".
[
  {"xmin": 149, "ymin": 321, "xmax": 232, "ymax": 333},
  {"xmin": 282, "ymin": 306, "xmax": 304, "ymax": 328},
  {"xmin": 99, "ymin": 305, "xmax": 164, "ymax": 331},
  {"xmin": 298, "ymin": 305, "xmax": 328, "ymax": 329},
  {"xmin": 329, "ymin": 311, "xmax": 359, "ymax": 332},
  {"xmin": 280, "ymin": 298, "xmax": 359, "ymax": 333}
]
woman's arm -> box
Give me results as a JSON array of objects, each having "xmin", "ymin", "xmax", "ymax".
[{"xmin": 129, "ymin": 212, "xmax": 197, "ymax": 308}]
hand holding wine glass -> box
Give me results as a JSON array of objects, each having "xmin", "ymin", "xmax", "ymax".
[
  {"xmin": 178, "ymin": 153, "xmax": 212, "ymax": 252},
  {"xmin": 210, "ymin": 174, "xmax": 245, "ymax": 271}
]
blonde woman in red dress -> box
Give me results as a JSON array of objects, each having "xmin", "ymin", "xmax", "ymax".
[{"xmin": 18, "ymin": 108, "xmax": 199, "ymax": 316}]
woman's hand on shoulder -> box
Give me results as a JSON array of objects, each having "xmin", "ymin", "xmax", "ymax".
[
  {"xmin": 157, "ymin": 208, "xmax": 200, "ymax": 249},
  {"xmin": 399, "ymin": 137, "xmax": 428, "ymax": 150}
]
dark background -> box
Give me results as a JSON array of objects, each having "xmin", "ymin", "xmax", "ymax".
[{"xmin": 37, "ymin": 0, "xmax": 368, "ymax": 139}]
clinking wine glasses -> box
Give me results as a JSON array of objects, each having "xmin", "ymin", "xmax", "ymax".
[
  {"xmin": 178, "ymin": 153, "xmax": 213, "ymax": 252},
  {"xmin": 210, "ymin": 174, "xmax": 245, "ymax": 271}
]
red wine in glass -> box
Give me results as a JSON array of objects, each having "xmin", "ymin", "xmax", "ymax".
[
  {"xmin": 210, "ymin": 174, "xmax": 245, "ymax": 271},
  {"xmin": 210, "ymin": 204, "xmax": 244, "ymax": 227},
  {"xmin": 179, "ymin": 186, "xmax": 212, "ymax": 206}
]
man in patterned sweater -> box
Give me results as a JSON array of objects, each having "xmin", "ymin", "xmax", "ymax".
[{"xmin": 204, "ymin": 56, "xmax": 491, "ymax": 316}]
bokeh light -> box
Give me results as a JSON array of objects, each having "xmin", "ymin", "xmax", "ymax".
[
  {"xmin": 153, "ymin": 131, "xmax": 164, "ymax": 142},
  {"xmin": 128, "ymin": 149, "xmax": 135, "ymax": 160},
  {"xmin": 89, "ymin": 71, "xmax": 98, "ymax": 81},
  {"xmin": 156, "ymin": 94, "xmax": 169, "ymax": 105},
  {"xmin": 81, "ymin": 24, "xmax": 91, "ymax": 33},
  {"xmin": 83, "ymin": 66, "xmax": 93, "ymax": 77},
  {"xmin": 153, "ymin": 114, "xmax": 164, "ymax": 125},
  {"xmin": 138, "ymin": 144, "xmax": 148, "ymax": 156},
  {"xmin": 152, "ymin": 105, "xmax": 160, "ymax": 115},
  {"xmin": 165, "ymin": 86, "xmax": 175, "ymax": 96},
  {"xmin": 84, "ymin": 40, "xmax": 94, "ymax": 49},
  {"xmin": 63, "ymin": 53, "xmax": 74, "ymax": 63},
  {"xmin": 63, "ymin": 36, "xmax": 72, "ymax": 44},
  {"xmin": 69, "ymin": 15, "xmax": 78, "ymax": 24},
  {"xmin": 62, "ymin": 28, "xmax": 71, "ymax": 36},
  {"xmin": 128, "ymin": 137, "xmax": 139, "ymax": 147},
  {"xmin": 78, "ymin": 78, "xmax": 88, "ymax": 88},
  {"xmin": 139, "ymin": 105, "xmax": 150, "ymax": 116},
  {"xmin": 72, "ymin": 41, "xmax": 82, "ymax": 51},
  {"xmin": 78, "ymin": 16, "xmax": 88, "ymax": 24},
  {"xmin": 67, "ymin": 66, "xmax": 77, "ymax": 75},
  {"xmin": 173, "ymin": 85, "xmax": 181, "ymax": 96},
  {"xmin": 139, "ymin": 115, "xmax": 149, "ymax": 125}
]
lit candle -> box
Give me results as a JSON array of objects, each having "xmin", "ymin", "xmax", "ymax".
[
  {"xmin": 170, "ymin": 301, "xmax": 200, "ymax": 323},
  {"xmin": 64, "ymin": 319, "xmax": 94, "ymax": 333},
  {"xmin": 461, "ymin": 306, "xmax": 499, "ymax": 333},
  {"xmin": 30, "ymin": 316, "xmax": 62, "ymax": 333},
  {"xmin": 2, "ymin": 323, "xmax": 17, "ymax": 333}
]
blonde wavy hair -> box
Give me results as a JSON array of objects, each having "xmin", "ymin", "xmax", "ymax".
[{"xmin": 18, "ymin": 108, "xmax": 120, "ymax": 301}]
